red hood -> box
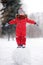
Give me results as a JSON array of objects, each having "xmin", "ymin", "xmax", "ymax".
[{"xmin": 16, "ymin": 15, "xmax": 27, "ymax": 19}]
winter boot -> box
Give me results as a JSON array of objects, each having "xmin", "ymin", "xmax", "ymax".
[
  {"xmin": 22, "ymin": 45, "xmax": 26, "ymax": 48},
  {"xmin": 17, "ymin": 45, "xmax": 22, "ymax": 48}
]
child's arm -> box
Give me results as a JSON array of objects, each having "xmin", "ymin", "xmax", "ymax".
[
  {"xmin": 9, "ymin": 19, "xmax": 17, "ymax": 25},
  {"xmin": 26, "ymin": 18, "xmax": 36, "ymax": 24}
]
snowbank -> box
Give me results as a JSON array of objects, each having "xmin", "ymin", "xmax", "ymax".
[{"xmin": 0, "ymin": 38, "xmax": 43, "ymax": 65}]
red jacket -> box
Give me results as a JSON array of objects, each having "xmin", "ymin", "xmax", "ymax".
[{"xmin": 9, "ymin": 15, "xmax": 36, "ymax": 36}]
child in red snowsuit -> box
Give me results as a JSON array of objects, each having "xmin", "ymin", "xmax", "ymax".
[{"xmin": 9, "ymin": 14, "xmax": 37, "ymax": 48}]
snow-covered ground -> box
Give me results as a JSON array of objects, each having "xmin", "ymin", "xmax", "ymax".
[{"xmin": 0, "ymin": 38, "xmax": 43, "ymax": 65}]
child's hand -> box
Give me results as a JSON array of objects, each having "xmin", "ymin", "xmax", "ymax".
[
  {"xmin": 5, "ymin": 23, "xmax": 9, "ymax": 27},
  {"xmin": 34, "ymin": 23, "xmax": 38, "ymax": 26},
  {"xmin": 36, "ymin": 23, "xmax": 38, "ymax": 26}
]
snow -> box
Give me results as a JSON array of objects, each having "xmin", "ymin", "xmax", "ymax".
[{"xmin": 0, "ymin": 38, "xmax": 43, "ymax": 65}]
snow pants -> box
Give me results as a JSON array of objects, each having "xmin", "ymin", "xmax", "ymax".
[
  {"xmin": 16, "ymin": 30, "xmax": 26, "ymax": 46},
  {"xmin": 16, "ymin": 36, "xmax": 26, "ymax": 46}
]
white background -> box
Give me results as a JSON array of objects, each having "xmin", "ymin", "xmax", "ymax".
[{"xmin": 21, "ymin": 0, "xmax": 43, "ymax": 15}]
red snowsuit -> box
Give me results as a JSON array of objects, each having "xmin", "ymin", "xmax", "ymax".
[{"xmin": 9, "ymin": 15, "xmax": 36, "ymax": 46}]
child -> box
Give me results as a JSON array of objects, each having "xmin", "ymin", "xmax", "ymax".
[{"xmin": 9, "ymin": 14, "xmax": 37, "ymax": 48}]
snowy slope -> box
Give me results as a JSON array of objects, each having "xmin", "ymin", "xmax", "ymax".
[{"xmin": 0, "ymin": 38, "xmax": 43, "ymax": 65}]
